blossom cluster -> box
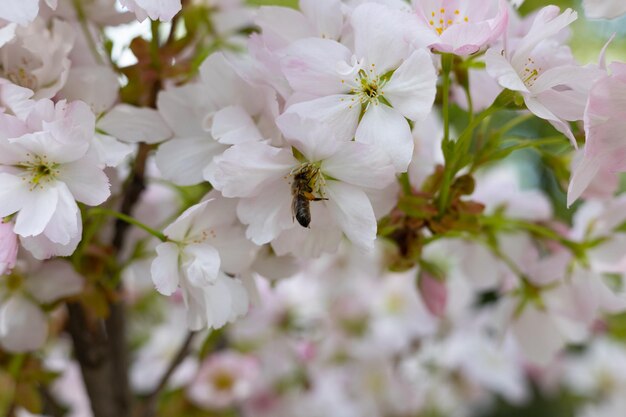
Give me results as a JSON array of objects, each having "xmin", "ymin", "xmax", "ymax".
[{"xmin": 1, "ymin": 0, "xmax": 626, "ymax": 416}]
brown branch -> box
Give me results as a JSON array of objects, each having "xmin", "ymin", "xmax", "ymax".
[{"xmin": 140, "ymin": 331, "xmax": 197, "ymax": 417}]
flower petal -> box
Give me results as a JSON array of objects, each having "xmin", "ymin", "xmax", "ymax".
[
  {"xmin": 325, "ymin": 181, "xmax": 377, "ymax": 251},
  {"xmin": 355, "ymin": 103, "xmax": 414, "ymax": 172},
  {"xmin": 98, "ymin": 104, "xmax": 173, "ymax": 144},
  {"xmin": 151, "ymin": 242, "xmax": 182, "ymax": 296},
  {"xmin": 384, "ymin": 49, "xmax": 437, "ymax": 121}
]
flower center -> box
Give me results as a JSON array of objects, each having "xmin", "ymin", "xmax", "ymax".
[
  {"xmin": 17, "ymin": 154, "xmax": 59, "ymax": 191},
  {"xmin": 522, "ymin": 57, "xmax": 542, "ymax": 88},
  {"xmin": 428, "ymin": 8, "xmax": 469, "ymax": 35},
  {"xmin": 342, "ymin": 65, "xmax": 386, "ymax": 109},
  {"xmin": 212, "ymin": 371, "xmax": 236, "ymax": 392}
]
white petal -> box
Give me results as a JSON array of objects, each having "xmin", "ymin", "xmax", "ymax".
[
  {"xmin": 156, "ymin": 136, "xmax": 227, "ymax": 186},
  {"xmin": 58, "ymin": 156, "xmax": 111, "ymax": 206},
  {"xmin": 59, "ymin": 66, "xmax": 119, "ymax": 114},
  {"xmin": 182, "ymin": 243, "xmax": 221, "ymax": 288},
  {"xmin": 211, "ymin": 105, "xmax": 263, "ymax": 145},
  {"xmin": 14, "ymin": 185, "xmax": 58, "ymax": 238},
  {"xmin": 300, "ymin": 0, "xmax": 343, "ymax": 40},
  {"xmin": 237, "ymin": 180, "xmax": 293, "ymax": 245},
  {"xmin": 351, "ymin": 3, "xmax": 412, "ymax": 72},
  {"xmin": 280, "ymin": 38, "xmax": 352, "ymax": 96},
  {"xmin": 384, "ymin": 49, "xmax": 437, "ymax": 121},
  {"xmin": 91, "ymin": 133, "xmax": 134, "ymax": 167},
  {"xmin": 485, "ymin": 47, "xmax": 529, "ymax": 93},
  {"xmin": 0, "ymin": 23, "xmax": 16, "ymax": 48},
  {"xmin": 207, "ymin": 142, "xmax": 295, "ymax": 198},
  {"xmin": 0, "ymin": 0, "xmax": 39, "ymax": 25},
  {"xmin": 322, "ymin": 141, "xmax": 395, "ymax": 189},
  {"xmin": 25, "ymin": 260, "xmax": 84, "ymax": 303},
  {"xmin": 98, "ymin": 104, "xmax": 172, "ymax": 144},
  {"xmin": 513, "ymin": 306, "xmax": 565, "ymax": 365},
  {"xmin": 41, "ymin": 183, "xmax": 80, "ymax": 245},
  {"xmin": 278, "ymin": 95, "xmax": 361, "ymax": 144},
  {"xmin": 0, "ymin": 173, "xmax": 30, "ymax": 218},
  {"xmin": 0, "ymin": 296, "xmax": 47, "ymax": 352},
  {"xmin": 355, "ymin": 103, "xmax": 414, "ymax": 172},
  {"xmin": 325, "ymin": 181, "xmax": 377, "ymax": 251},
  {"xmin": 157, "ymin": 84, "xmax": 212, "ymax": 137},
  {"xmin": 255, "ymin": 6, "xmax": 313, "ymax": 48},
  {"xmin": 151, "ymin": 242, "xmax": 181, "ymax": 296}
]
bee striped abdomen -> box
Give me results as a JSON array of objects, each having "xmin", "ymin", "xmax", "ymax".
[{"xmin": 293, "ymin": 194, "xmax": 312, "ymax": 228}]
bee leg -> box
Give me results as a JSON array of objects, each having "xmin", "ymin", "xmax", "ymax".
[{"xmin": 303, "ymin": 192, "xmax": 328, "ymax": 202}]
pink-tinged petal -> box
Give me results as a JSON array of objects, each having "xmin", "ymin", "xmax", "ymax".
[
  {"xmin": 0, "ymin": 296, "xmax": 47, "ymax": 352},
  {"xmin": 325, "ymin": 181, "xmax": 377, "ymax": 251},
  {"xmin": 151, "ymin": 242, "xmax": 181, "ymax": 296},
  {"xmin": 280, "ymin": 38, "xmax": 353, "ymax": 96},
  {"xmin": 277, "ymin": 95, "xmax": 361, "ymax": 144},
  {"xmin": 211, "ymin": 106, "xmax": 263, "ymax": 145},
  {"xmin": 255, "ymin": 6, "xmax": 313, "ymax": 49},
  {"xmin": 384, "ymin": 49, "xmax": 437, "ymax": 121},
  {"xmin": 207, "ymin": 142, "xmax": 296, "ymax": 198},
  {"xmin": 0, "ymin": 173, "xmax": 30, "ymax": 217},
  {"xmin": 355, "ymin": 103, "xmax": 413, "ymax": 172},
  {"xmin": 485, "ymin": 47, "xmax": 529, "ymax": 93},
  {"xmin": 583, "ymin": 72, "xmax": 626, "ymax": 160},
  {"xmin": 322, "ymin": 141, "xmax": 395, "ymax": 190},
  {"xmin": 588, "ymin": 235, "xmax": 626, "ymax": 274},
  {"xmin": 444, "ymin": 0, "xmax": 507, "ymax": 54},
  {"xmin": 535, "ymin": 89, "xmax": 587, "ymax": 122},
  {"xmin": 58, "ymin": 156, "xmax": 111, "ymax": 206},
  {"xmin": 237, "ymin": 180, "xmax": 293, "ymax": 245},
  {"xmin": 524, "ymin": 96, "xmax": 576, "ymax": 146},
  {"xmin": 157, "ymin": 137, "xmax": 227, "ymax": 186},
  {"xmin": 183, "ymin": 243, "xmax": 221, "ymax": 288},
  {"xmin": 511, "ymin": 7, "xmax": 577, "ymax": 71},
  {"xmin": 14, "ymin": 185, "xmax": 58, "ymax": 238},
  {"xmin": 98, "ymin": 104, "xmax": 172, "ymax": 144},
  {"xmin": 527, "ymin": 252, "xmax": 571, "ymax": 286},
  {"xmin": 0, "ymin": 0, "xmax": 39, "ymax": 25},
  {"xmin": 26, "ymin": 260, "xmax": 83, "ymax": 303},
  {"xmin": 583, "ymin": 0, "xmax": 626, "ymax": 19},
  {"xmin": 351, "ymin": 3, "xmax": 412, "ymax": 72},
  {"xmin": 300, "ymin": 0, "xmax": 343, "ymax": 40},
  {"xmin": 567, "ymin": 154, "xmax": 603, "ymax": 207},
  {"xmin": 418, "ymin": 272, "xmax": 447, "ymax": 318}
]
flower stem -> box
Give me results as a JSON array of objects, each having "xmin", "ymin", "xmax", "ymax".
[{"xmin": 88, "ymin": 208, "xmax": 167, "ymax": 242}]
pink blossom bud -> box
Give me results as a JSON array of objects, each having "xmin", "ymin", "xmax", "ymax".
[
  {"xmin": 418, "ymin": 272, "xmax": 447, "ymax": 318},
  {"xmin": 0, "ymin": 221, "xmax": 18, "ymax": 275}
]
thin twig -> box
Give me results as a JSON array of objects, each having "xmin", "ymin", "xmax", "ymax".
[{"xmin": 141, "ymin": 332, "xmax": 198, "ymax": 417}]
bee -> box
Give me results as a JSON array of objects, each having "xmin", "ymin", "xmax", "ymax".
[{"xmin": 291, "ymin": 164, "xmax": 327, "ymax": 228}]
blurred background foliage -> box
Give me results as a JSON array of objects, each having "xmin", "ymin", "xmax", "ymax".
[{"xmin": 248, "ymin": 1, "xmax": 621, "ymax": 416}]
